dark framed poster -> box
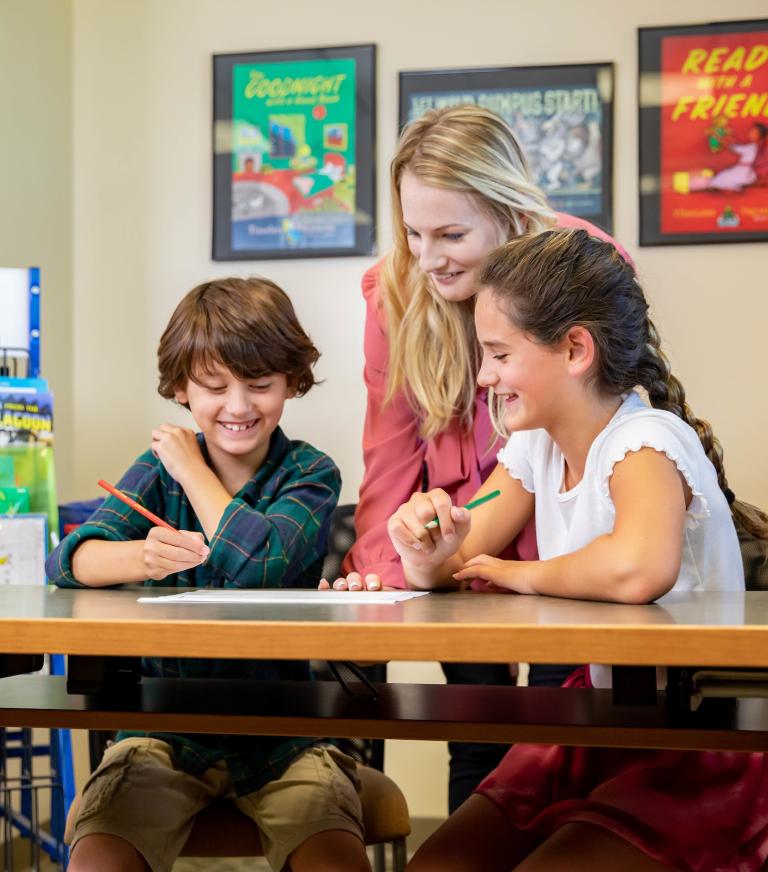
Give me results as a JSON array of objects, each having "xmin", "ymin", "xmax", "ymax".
[
  {"xmin": 639, "ymin": 19, "xmax": 768, "ymax": 246},
  {"xmin": 399, "ymin": 63, "xmax": 614, "ymax": 232},
  {"xmin": 213, "ymin": 44, "xmax": 376, "ymax": 260}
]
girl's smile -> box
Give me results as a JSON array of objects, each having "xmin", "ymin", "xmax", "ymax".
[{"xmin": 475, "ymin": 289, "xmax": 568, "ymax": 434}]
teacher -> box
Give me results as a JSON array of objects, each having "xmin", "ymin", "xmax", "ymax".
[{"xmin": 339, "ymin": 105, "xmax": 630, "ymax": 811}]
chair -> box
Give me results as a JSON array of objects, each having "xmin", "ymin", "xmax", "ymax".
[
  {"xmin": 67, "ymin": 763, "xmax": 409, "ymax": 869},
  {"xmin": 68, "ymin": 503, "xmax": 411, "ymax": 870},
  {"xmin": 668, "ymin": 501, "xmax": 768, "ymax": 712}
]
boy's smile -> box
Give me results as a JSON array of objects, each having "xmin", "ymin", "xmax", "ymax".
[
  {"xmin": 175, "ymin": 365, "xmax": 295, "ymax": 481},
  {"xmin": 218, "ymin": 418, "xmax": 258, "ymax": 433}
]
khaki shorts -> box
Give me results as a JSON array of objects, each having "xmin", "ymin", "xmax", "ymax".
[{"xmin": 66, "ymin": 736, "xmax": 364, "ymax": 872}]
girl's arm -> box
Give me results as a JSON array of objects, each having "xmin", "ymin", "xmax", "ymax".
[
  {"xmin": 340, "ymin": 266, "xmax": 430, "ymax": 589},
  {"xmin": 455, "ymin": 448, "xmax": 689, "ymax": 603},
  {"xmin": 391, "ymin": 463, "xmax": 535, "ymax": 590}
]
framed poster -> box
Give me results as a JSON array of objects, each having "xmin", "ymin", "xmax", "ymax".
[
  {"xmin": 399, "ymin": 63, "xmax": 614, "ymax": 232},
  {"xmin": 213, "ymin": 44, "xmax": 376, "ymax": 260},
  {"xmin": 639, "ymin": 19, "xmax": 768, "ymax": 246}
]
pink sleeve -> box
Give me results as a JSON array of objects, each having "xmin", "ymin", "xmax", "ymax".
[
  {"xmin": 341, "ymin": 264, "xmax": 425, "ymax": 588},
  {"xmin": 553, "ymin": 212, "xmax": 635, "ymax": 269}
]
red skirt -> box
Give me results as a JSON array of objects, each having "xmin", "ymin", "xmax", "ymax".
[{"xmin": 476, "ymin": 667, "xmax": 768, "ymax": 871}]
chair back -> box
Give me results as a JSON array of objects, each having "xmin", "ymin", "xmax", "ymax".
[
  {"xmin": 733, "ymin": 502, "xmax": 768, "ymax": 591},
  {"xmin": 321, "ymin": 503, "xmax": 356, "ymax": 581}
]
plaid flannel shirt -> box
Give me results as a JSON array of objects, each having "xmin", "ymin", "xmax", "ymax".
[{"xmin": 46, "ymin": 426, "xmax": 341, "ymax": 794}]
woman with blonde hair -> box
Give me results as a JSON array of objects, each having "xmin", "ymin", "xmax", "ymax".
[{"xmin": 329, "ymin": 105, "xmax": 631, "ymax": 810}]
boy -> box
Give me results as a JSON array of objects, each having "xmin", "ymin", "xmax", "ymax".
[{"xmin": 46, "ymin": 278, "xmax": 370, "ymax": 872}]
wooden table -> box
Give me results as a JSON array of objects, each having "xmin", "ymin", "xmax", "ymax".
[{"xmin": 2, "ymin": 585, "xmax": 768, "ymax": 751}]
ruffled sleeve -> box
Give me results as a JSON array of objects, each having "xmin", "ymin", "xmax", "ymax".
[
  {"xmin": 497, "ymin": 432, "xmax": 535, "ymax": 494},
  {"xmin": 597, "ymin": 416, "xmax": 711, "ymax": 530}
]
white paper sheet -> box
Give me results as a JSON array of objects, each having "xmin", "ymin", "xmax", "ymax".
[{"xmin": 138, "ymin": 589, "xmax": 430, "ymax": 605}]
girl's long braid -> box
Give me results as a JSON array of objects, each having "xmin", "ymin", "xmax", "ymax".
[{"xmin": 638, "ymin": 318, "xmax": 768, "ymax": 539}]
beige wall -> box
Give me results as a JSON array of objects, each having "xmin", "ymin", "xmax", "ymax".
[
  {"xmin": 5, "ymin": 0, "xmax": 768, "ymax": 819},
  {"xmin": 0, "ymin": 0, "xmax": 74, "ymax": 498},
  {"xmin": 67, "ymin": 0, "xmax": 768, "ymax": 511}
]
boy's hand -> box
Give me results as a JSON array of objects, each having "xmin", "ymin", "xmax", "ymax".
[
  {"xmin": 318, "ymin": 572, "xmax": 395, "ymax": 592},
  {"xmin": 387, "ymin": 489, "xmax": 471, "ymax": 568},
  {"xmin": 151, "ymin": 425, "xmax": 205, "ymax": 484},
  {"xmin": 143, "ymin": 527, "xmax": 209, "ymax": 580}
]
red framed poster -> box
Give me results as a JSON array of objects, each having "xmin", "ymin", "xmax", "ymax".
[{"xmin": 639, "ymin": 19, "xmax": 768, "ymax": 245}]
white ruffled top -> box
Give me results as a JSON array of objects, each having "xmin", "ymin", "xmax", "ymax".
[{"xmin": 497, "ymin": 390, "xmax": 744, "ymax": 688}]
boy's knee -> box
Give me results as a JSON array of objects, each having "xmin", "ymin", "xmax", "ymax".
[{"xmin": 69, "ymin": 832, "xmax": 149, "ymax": 872}]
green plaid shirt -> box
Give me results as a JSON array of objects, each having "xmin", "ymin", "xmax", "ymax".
[{"xmin": 47, "ymin": 426, "xmax": 341, "ymax": 794}]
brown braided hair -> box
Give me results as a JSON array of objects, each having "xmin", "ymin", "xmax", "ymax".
[{"xmin": 478, "ymin": 228, "xmax": 768, "ymax": 539}]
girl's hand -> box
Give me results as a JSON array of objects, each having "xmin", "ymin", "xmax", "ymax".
[
  {"xmin": 453, "ymin": 554, "xmax": 536, "ymax": 594},
  {"xmin": 143, "ymin": 526, "xmax": 209, "ymax": 580},
  {"xmin": 318, "ymin": 572, "xmax": 396, "ymax": 592},
  {"xmin": 151, "ymin": 425, "xmax": 205, "ymax": 484},
  {"xmin": 387, "ymin": 489, "xmax": 471, "ymax": 568}
]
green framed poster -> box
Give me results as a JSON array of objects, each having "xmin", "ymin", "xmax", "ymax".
[{"xmin": 213, "ymin": 44, "xmax": 376, "ymax": 260}]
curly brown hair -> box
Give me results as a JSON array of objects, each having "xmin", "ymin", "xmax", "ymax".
[{"xmin": 157, "ymin": 277, "xmax": 319, "ymax": 400}]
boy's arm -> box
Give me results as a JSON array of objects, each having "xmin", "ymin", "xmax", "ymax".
[
  {"xmin": 205, "ymin": 449, "xmax": 341, "ymax": 588},
  {"xmin": 70, "ymin": 539, "xmax": 147, "ymax": 586},
  {"xmin": 150, "ymin": 424, "xmax": 231, "ymax": 540},
  {"xmin": 69, "ymin": 529, "xmax": 208, "ymax": 587},
  {"xmin": 46, "ymin": 451, "xmax": 207, "ymax": 588}
]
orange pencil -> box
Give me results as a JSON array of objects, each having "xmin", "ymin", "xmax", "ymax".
[{"xmin": 97, "ymin": 479, "xmax": 177, "ymax": 531}]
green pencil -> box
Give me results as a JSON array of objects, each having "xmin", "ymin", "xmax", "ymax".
[{"xmin": 424, "ymin": 489, "xmax": 501, "ymax": 530}]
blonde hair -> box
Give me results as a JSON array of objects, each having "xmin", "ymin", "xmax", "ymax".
[
  {"xmin": 479, "ymin": 228, "xmax": 768, "ymax": 540},
  {"xmin": 381, "ymin": 105, "xmax": 556, "ymax": 439}
]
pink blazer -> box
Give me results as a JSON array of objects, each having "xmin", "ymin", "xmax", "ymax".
[{"xmin": 343, "ymin": 215, "xmax": 632, "ymax": 588}]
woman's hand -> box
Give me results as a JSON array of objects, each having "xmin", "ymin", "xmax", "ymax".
[
  {"xmin": 453, "ymin": 554, "xmax": 536, "ymax": 594},
  {"xmin": 143, "ymin": 526, "xmax": 209, "ymax": 580},
  {"xmin": 387, "ymin": 489, "xmax": 471, "ymax": 568},
  {"xmin": 151, "ymin": 424, "xmax": 206, "ymax": 484},
  {"xmin": 318, "ymin": 572, "xmax": 395, "ymax": 592}
]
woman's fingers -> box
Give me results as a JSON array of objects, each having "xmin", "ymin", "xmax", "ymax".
[
  {"xmin": 318, "ymin": 573, "xmax": 383, "ymax": 592},
  {"xmin": 345, "ymin": 572, "xmax": 363, "ymax": 590}
]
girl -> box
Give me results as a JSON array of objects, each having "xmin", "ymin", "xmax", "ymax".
[
  {"xmin": 394, "ymin": 228, "xmax": 768, "ymax": 871},
  {"xmin": 330, "ymin": 105, "xmax": 630, "ymax": 810}
]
